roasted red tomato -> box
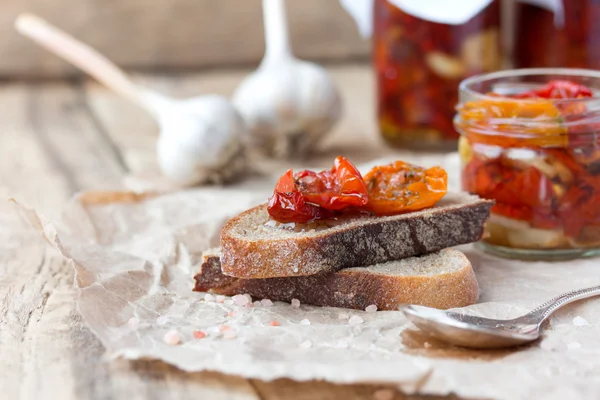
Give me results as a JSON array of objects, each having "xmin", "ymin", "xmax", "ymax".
[
  {"xmin": 513, "ymin": 80, "xmax": 593, "ymax": 99},
  {"xmin": 267, "ymin": 156, "xmax": 368, "ymax": 223},
  {"xmin": 362, "ymin": 161, "xmax": 448, "ymax": 215}
]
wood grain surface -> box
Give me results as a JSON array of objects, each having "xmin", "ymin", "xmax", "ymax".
[
  {"xmin": 0, "ymin": 66, "xmax": 458, "ymax": 400},
  {"xmin": 0, "ymin": 0, "xmax": 369, "ymax": 78}
]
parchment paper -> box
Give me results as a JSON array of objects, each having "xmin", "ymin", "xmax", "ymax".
[{"xmin": 16, "ymin": 154, "xmax": 600, "ymax": 400}]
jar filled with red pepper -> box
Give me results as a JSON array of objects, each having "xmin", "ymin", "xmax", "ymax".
[
  {"xmin": 455, "ymin": 68, "xmax": 600, "ymax": 260},
  {"xmin": 373, "ymin": 0, "xmax": 502, "ymax": 150},
  {"xmin": 515, "ymin": 0, "xmax": 600, "ymax": 69}
]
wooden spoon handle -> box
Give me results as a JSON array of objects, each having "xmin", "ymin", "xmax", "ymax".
[{"xmin": 15, "ymin": 13, "xmax": 147, "ymax": 109}]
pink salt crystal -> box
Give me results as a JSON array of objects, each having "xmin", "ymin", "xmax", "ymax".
[
  {"xmin": 193, "ymin": 330, "xmax": 207, "ymax": 339},
  {"xmin": 291, "ymin": 298, "xmax": 300, "ymax": 308},
  {"xmin": 338, "ymin": 313, "xmax": 349, "ymax": 320},
  {"xmin": 348, "ymin": 315, "xmax": 364, "ymax": 325},
  {"xmin": 269, "ymin": 320, "xmax": 280, "ymax": 327},
  {"xmin": 232, "ymin": 294, "xmax": 249, "ymax": 306},
  {"xmin": 365, "ymin": 304, "xmax": 378, "ymax": 313},
  {"xmin": 300, "ymin": 319, "xmax": 311, "ymax": 325},
  {"xmin": 204, "ymin": 293, "xmax": 215, "ymax": 302},
  {"xmin": 300, "ymin": 340, "xmax": 312, "ymax": 349},
  {"xmin": 163, "ymin": 330, "xmax": 181, "ymax": 345},
  {"xmin": 227, "ymin": 311, "xmax": 238, "ymax": 317},
  {"xmin": 128, "ymin": 317, "xmax": 139, "ymax": 326},
  {"xmin": 243, "ymin": 294, "xmax": 253, "ymax": 303},
  {"xmin": 223, "ymin": 330, "xmax": 237, "ymax": 339},
  {"xmin": 220, "ymin": 325, "xmax": 232, "ymax": 332},
  {"xmin": 216, "ymin": 295, "xmax": 226, "ymax": 303},
  {"xmin": 372, "ymin": 388, "xmax": 395, "ymax": 400},
  {"xmin": 253, "ymin": 301, "xmax": 262, "ymax": 307},
  {"xmin": 261, "ymin": 299, "xmax": 273, "ymax": 307}
]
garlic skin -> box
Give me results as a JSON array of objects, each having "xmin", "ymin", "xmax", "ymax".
[
  {"xmin": 233, "ymin": 0, "xmax": 342, "ymax": 158},
  {"xmin": 156, "ymin": 95, "xmax": 247, "ymax": 185}
]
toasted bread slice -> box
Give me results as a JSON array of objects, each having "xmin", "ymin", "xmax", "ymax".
[
  {"xmin": 220, "ymin": 192, "xmax": 493, "ymax": 278},
  {"xmin": 194, "ymin": 248, "xmax": 479, "ymax": 310}
]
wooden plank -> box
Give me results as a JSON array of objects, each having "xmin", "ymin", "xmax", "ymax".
[
  {"xmin": 0, "ymin": 0, "xmax": 368, "ymax": 78},
  {"xmin": 0, "ymin": 82, "xmax": 261, "ymax": 400}
]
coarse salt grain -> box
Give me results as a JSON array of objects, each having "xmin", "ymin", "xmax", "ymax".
[
  {"xmin": 291, "ymin": 298, "xmax": 300, "ymax": 308},
  {"xmin": 269, "ymin": 320, "xmax": 280, "ymax": 326},
  {"xmin": 365, "ymin": 304, "xmax": 378, "ymax": 313},
  {"xmin": 204, "ymin": 293, "xmax": 215, "ymax": 302},
  {"xmin": 573, "ymin": 316, "xmax": 589, "ymax": 326},
  {"xmin": 261, "ymin": 299, "xmax": 273, "ymax": 307},
  {"xmin": 300, "ymin": 319, "xmax": 311, "ymax": 325},
  {"xmin": 223, "ymin": 330, "xmax": 237, "ymax": 339},
  {"xmin": 156, "ymin": 316, "xmax": 169, "ymax": 326},
  {"xmin": 567, "ymin": 342, "xmax": 582, "ymax": 350},
  {"xmin": 216, "ymin": 295, "xmax": 226, "ymax": 303},
  {"xmin": 243, "ymin": 294, "xmax": 253, "ymax": 303},
  {"xmin": 193, "ymin": 330, "xmax": 207, "ymax": 339},
  {"xmin": 348, "ymin": 315, "xmax": 364, "ymax": 325},
  {"xmin": 300, "ymin": 340, "xmax": 312, "ymax": 349},
  {"xmin": 220, "ymin": 325, "xmax": 232, "ymax": 332},
  {"xmin": 227, "ymin": 311, "xmax": 238, "ymax": 317},
  {"xmin": 338, "ymin": 313, "xmax": 349, "ymax": 320},
  {"xmin": 253, "ymin": 301, "xmax": 261, "ymax": 307},
  {"xmin": 372, "ymin": 388, "xmax": 395, "ymax": 400},
  {"xmin": 128, "ymin": 317, "xmax": 139, "ymax": 326},
  {"xmin": 233, "ymin": 294, "xmax": 249, "ymax": 306},
  {"xmin": 163, "ymin": 330, "xmax": 180, "ymax": 345}
]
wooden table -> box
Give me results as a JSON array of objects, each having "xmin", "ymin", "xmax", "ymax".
[{"xmin": 1, "ymin": 65, "xmax": 455, "ymax": 400}]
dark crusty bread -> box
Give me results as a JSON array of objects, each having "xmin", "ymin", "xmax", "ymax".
[
  {"xmin": 194, "ymin": 248, "xmax": 479, "ymax": 310},
  {"xmin": 220, "ymin": 192, "xmax": 493, "ymax": 278}
]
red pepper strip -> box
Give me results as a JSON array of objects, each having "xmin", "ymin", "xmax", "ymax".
[{"xmin": 512, "ymin": 80, "xmax": 593, "ymax": 99}]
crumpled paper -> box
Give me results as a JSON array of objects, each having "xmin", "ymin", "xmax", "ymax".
[{"xmin": 17, "ymin": 154, "xmax": 600, "ymax": 400}]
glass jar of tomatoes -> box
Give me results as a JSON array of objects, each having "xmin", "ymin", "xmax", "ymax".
[
  {"xmin": 514, "ymin": 1, "xmax": 600, "ymax": 69},
  {"xmin": 455, "ymin": 68, "xmax": 600, "ymax": 260},
  {"xmin": 373, "ymin": 0, "xmax": 502, "ymax": 150}
]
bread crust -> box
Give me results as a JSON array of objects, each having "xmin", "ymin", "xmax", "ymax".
[
  {"xmin": 220, "ymin": 194, "xmax": 493, "ymax": 278},
  {"xmin": 195, "ymin": 249, "xmax": 479, "ymax": 310}
]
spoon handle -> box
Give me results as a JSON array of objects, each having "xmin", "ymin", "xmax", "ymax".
[
  {"xmin": 520, "ymin": 284, "xmax": 600, "ymax": 324},
  {"xmin": 15, "ymin": 14, "xmax": 147, "ymax": 109}
]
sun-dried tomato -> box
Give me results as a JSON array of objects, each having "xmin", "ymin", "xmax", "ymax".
[
  {"xmin": 267, "ymin": 157, "xmax": 368, "ymax": 223},
  {"xmin": 362, "ymin": 161, "xmax": 447, "ymax": 215},
  {"xmin": 512, "ymin": 80, "xmax": 593, "ymax": 99}
]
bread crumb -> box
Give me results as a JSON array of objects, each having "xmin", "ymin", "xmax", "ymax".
[
  {"xmin": 573, "ymin": 316, "xmax": 589, "ymax": 326},
  {"xmin": 300, "ymin": 340, "xmax": 312, "ymax": 349},
  {"xmin": 338, "ymin": 313, "xmax": 349, "ymax": 320},
  {"xmin": 193, "ymin": 330, "xmax": 207, "ymax": 339},
  {"xmin": 216, "ymin": 295, "xmax": 226, "ymax": 303},
  {"xmin": 567, "ymin": 342, "xmax": 582, "ymax": 350},
  {"xmin": 270, "ymin": 320, "xmax": 280, "ymax": 326},
  {"xmin": 372, "ymin": 388, "xmax": 395, "ymax": 400},
  {"xmin": 424, "ymin": 342, "xmax": 432, "ymax": 349},
  {"xmin": 163, "ymin": 330, "xmax": 180, "ymax": 345},
  {"xmin": 233, "ymin": 294, "xmax": 249, "ymax": 306},
  {"xmin": 261, "ymin": 299, "xmax": 273, "ymax": 307},
  {"xmin": 300, "ymin": 319, "xmax": 311, "ymax": 325},
  {"xmin": 348, "ymin": 315, "xmax": 364, "ymax": 325},
  {"xmin": 365, "ymin": 304, "xmax": 378, "ymax": 313},
  {"xmin": 291, "ymin": 298, "xmax": 301, "ymax": 308},
  {"xmin": 128, "ymin": 317, "xmax": 139, "ymax": 326},
  {"xmin": 204, "ymin": 293, "xmax": 215, "ymax": 302}
]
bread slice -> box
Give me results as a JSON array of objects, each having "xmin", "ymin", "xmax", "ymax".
[
  {"xmin": 220, "ymin": 192, "xmax": 493, "ymax": 278},
  {"xmin": 194, "ymin": 248, "xmax": 479, "ymax": 310}
]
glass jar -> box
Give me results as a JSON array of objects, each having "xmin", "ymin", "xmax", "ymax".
[
  {"xmin": 455, "ymin": 68, "xmax": 600, "ymax": 260},
  {"xmin": 373, "ymin": 0, "xmax": 502, "ymax": 150},
  {"xmin": 514, "ymin": 0, "xmax": 600, "ymax": 69}
]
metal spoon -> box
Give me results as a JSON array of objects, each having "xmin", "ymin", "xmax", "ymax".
[{"xmin": 400, "ymin": 285, "xmax": 600, "ymax": 349}]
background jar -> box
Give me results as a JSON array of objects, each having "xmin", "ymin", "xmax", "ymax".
[
  {"xmin": 454, "ymin": 68, "xmax": 600, "ymax": 260},
  {"xmin": 373, "ymin": 0, "xmax": 502, "ymax": 150}
]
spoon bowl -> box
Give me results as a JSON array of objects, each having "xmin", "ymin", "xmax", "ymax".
[{"xmin": 400, "ymin": 284, "xmax": 600, "ymax": 349}]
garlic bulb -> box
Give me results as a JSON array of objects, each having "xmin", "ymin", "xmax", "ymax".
[
  {"xmin": 155, "ymin": 95, "xmax": 247, "ymax": 185},
  {"xmin": 233, "ymin": 0, "xmax": 342, "ymax": 158}
]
